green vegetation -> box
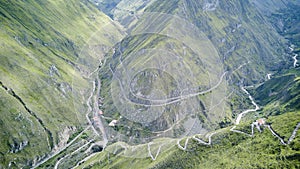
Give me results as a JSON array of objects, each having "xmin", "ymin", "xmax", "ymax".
[
  {"xmin": 38, "ymin": 127, "xmax": 98, "ymax": 169},
  {"xmin": 0, "ymin": 0, "xmax": 124, "ymax": 167},
  {"xmin": 99, "ymin": 30, "xmax": 227, "ymax": 141},
  {"xmin": 0, "ymin": 84, "xmax": 49, "ymax": 168},
  {"xmin": 252, "ymin": 69, "xmax": 300, "ymax": 116},
  {"xmin": 77, "ymin": 111, "xmax": 300, "ymax": 169},
  {"xmin": 1, "ymin": 0, "xmax": 299, "ymax": 168},
  {"xmin": 98, "ymin": 0, "xmax": 290, "ymax": 145},
  {"xmin": 79, "ymin": 0, "xmax": 300, "ymax": 166},
  {"xmin": 270, "ymin": 3, "xmax": 300, "ymax": 54}
]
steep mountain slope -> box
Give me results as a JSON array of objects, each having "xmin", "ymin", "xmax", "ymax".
[
  {"xmin": 250, "ymin": 0, "xmax": 300, "ymax": 15},
  {"xmin": 96, "ymin": 0, "xmax": 290, "ymax": 145},
  {"xmin": 75, "ymin": 0, "xmax": 300, "ymax": 168},
  {"xmin": 269, "ymin": 3, "xmax": 300, "ymax": 54},
  {"xmin": 252, "ymin": 68, "xmax": 300, "ymax": 116},
  {"xmin": 92, "ymin": 0, "xmax": 154, "ymax": 28},
  {"xmin": 78, "ymin": 111, "xmax": 300, "ymax": 169},
  {"xmin": 0, "ymin": 0, "xmax": 124, "ymax": 167},
  {"xmin": 1, "ymin": 0, "xmax": 299, "ymax": 168},
  {"xmin": 78, "ymin": 65, "xmax": 300, "ymax": 168}
]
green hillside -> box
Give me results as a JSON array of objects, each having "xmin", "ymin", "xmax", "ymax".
[
  {"xmin": 77, "ymin": 110, "xmax": 300, "ymax": 169},
  {"xmin": 0, "ymin": 0, "xmax": 124, "ymax": 167},
  {"xmin": 77, "ymin": 68, "xmax": 300, "ymax": 169},
  {"xmin": 76, "ymin": 0, "xmax": 300, "ymax": 168},
  {"xmin": 252, "ymin": 69, "xmax": 300, "ymax": 114},
  {"xmin": 0, "ymin": 0, "xmax": 299, "ymax": 168},
  {"xmin": 96, "ymin": 0, "xmax": 292, "ymax": 147}
]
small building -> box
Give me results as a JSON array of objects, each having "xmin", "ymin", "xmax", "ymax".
[
  {"xmin": 98, "ymin": 110, "xmax": 103, "ymax": 115},
  {"xmin": 257, "ymin": 118, "xmax": 266, "ymax": 126},
  {"xmin": 109, "ymin": 120, "xmax": 118, "ymax": 127}
]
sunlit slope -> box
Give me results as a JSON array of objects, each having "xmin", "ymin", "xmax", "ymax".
[
  {"xmin": 97, "ymin": 0, "xmax": 290, "ymax": 145},
  {"xmin": 80, "ymin": 69, "xmax": 300, "ymax": 169},
  {"xmin": 0, "ymin": 0, "xmax": 124, "ymax": 167},
  {"xmin": 77, "ymin": 110, "xmax": 300, "ymax": 169}
]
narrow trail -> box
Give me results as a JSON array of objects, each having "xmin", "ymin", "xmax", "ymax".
[
  {"xmin": 110, "ymin": 65, "xmax": 228, "ymax": 107},
  {"xmin": 265, "ymin": 125, "xmax": 287, "ymax": 145},
  {"xmin": 54, "ymin": 139, "xmax": 94, "ymax": 169},
  {"xmin": 288, "ymin": 123, "xmax": 300, "ymax": 144},
  {"xmin": 290, "ymin": 45, "xmax": 298, "ymax": 68},
  {"xmin": 71, "ymin": 153, "xmax": 99, "ymax": 169},
  {"xmin": 45, "ymin": 60, "xmax": 108, "ymax": 169},
  {"xmin": 177, "ymin": 138, "xmax": 190, "ymax": 151},
  {"xmin": 293, "ymin": 54, "xmax": 298, "ymax": 68},
  {"xmin": 86, "ymin": 81, "xmax": 100, "ymax": 137},
  {"xmin": 176, "ymin": 84, "xmax": 300, "ymax": 152},
  {"xmin": 230, "ymin": 86, "xmax": 260, "ymax": 136},
  {"xmin": 70, "ymin": 60, "xmax": 108, "ymax": 168},
  {"xmin": 32, "ymin": 126, "xmax": 90, "ymax": 169},
  {"xmin": 192, "ymin": 131, "xmax": 218, "ymax": 146},
  {"xmin": 93, "ymin": 76, "xmax": 108, "ymax": 147},
  {"xmin": 267, "ymin": 73, "xmax": 271, "ymax": 80},
  {"xmin": 176, "ymin": 130, "xmax": 220, "ymax": 151},
  {"xmin": 230, "ymin": 126, "xmax": 252, "ymax": 137},
  {"xmin": 148, "ymin": 142, "xmax": 162, "ymax": 161},
  {"xmin": 235, "ymin": 86, "xmax": 259, "ymax": 125},
  {"xmin": 265, "ymin": 123, "xmax": 300, "ymax": 145}
]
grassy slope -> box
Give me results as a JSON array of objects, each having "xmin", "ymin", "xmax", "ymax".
[
  {"xmin": 78, "ymin": 1, "xmax": 300, "ymax": 168},
  {"xmin": 0, "ymin": 86, "xmax": 50, "ymax": 167},
  {"xmin": 99, "ymin": 29, "xmax": 228, "ymax": 141},
  {"xmin": 81, "ymin": 67, "xmax": 300, "ymax": 169},
  {"xmin": 270, "ymin": 3, "xmax": 300, "ymax": 53},
  {"xmin": 135, "ymin": 0, "xmax": 291, "ymax": 124},
  {"xmin": 252, "ymin": 68, "xmax": 300, "ymax": 115},
  {"xmin": 98, "ymin": 0, "xmax": 290, "ymax": 142},
  {"xmin": 0, "ymin": 0, "xmax": 124, "ymax": 167},
  {"xmin": 77, "ymin": 111, "xmax": 300, "ymax": 169},
  {"xmin": 147, "ymin": 0, "xmax": 288, "ymax": 83},
  {"xmin": 0, "ymin": 0, "xmax": 297, "ymax": 168}
]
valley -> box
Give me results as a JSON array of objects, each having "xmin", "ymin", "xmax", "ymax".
[{"xmin": 0, "ymin": 0, "xmax": 299, "ymax": 168}]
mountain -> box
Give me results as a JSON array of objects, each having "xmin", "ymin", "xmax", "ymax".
[
  {"xmin": 0, "ymin": 0, "xmax": 124, "ymax": 167},
  {"xmin": 0, "ymin": 0, "xmax": 299, "ymax": 168},
  {"xmin": 96, "ymin": 0, "xmax": 291, "ymax": 147},
  {"xmin": 76, "ymin": 111, "xmax": 300, "ymax": 169}
]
